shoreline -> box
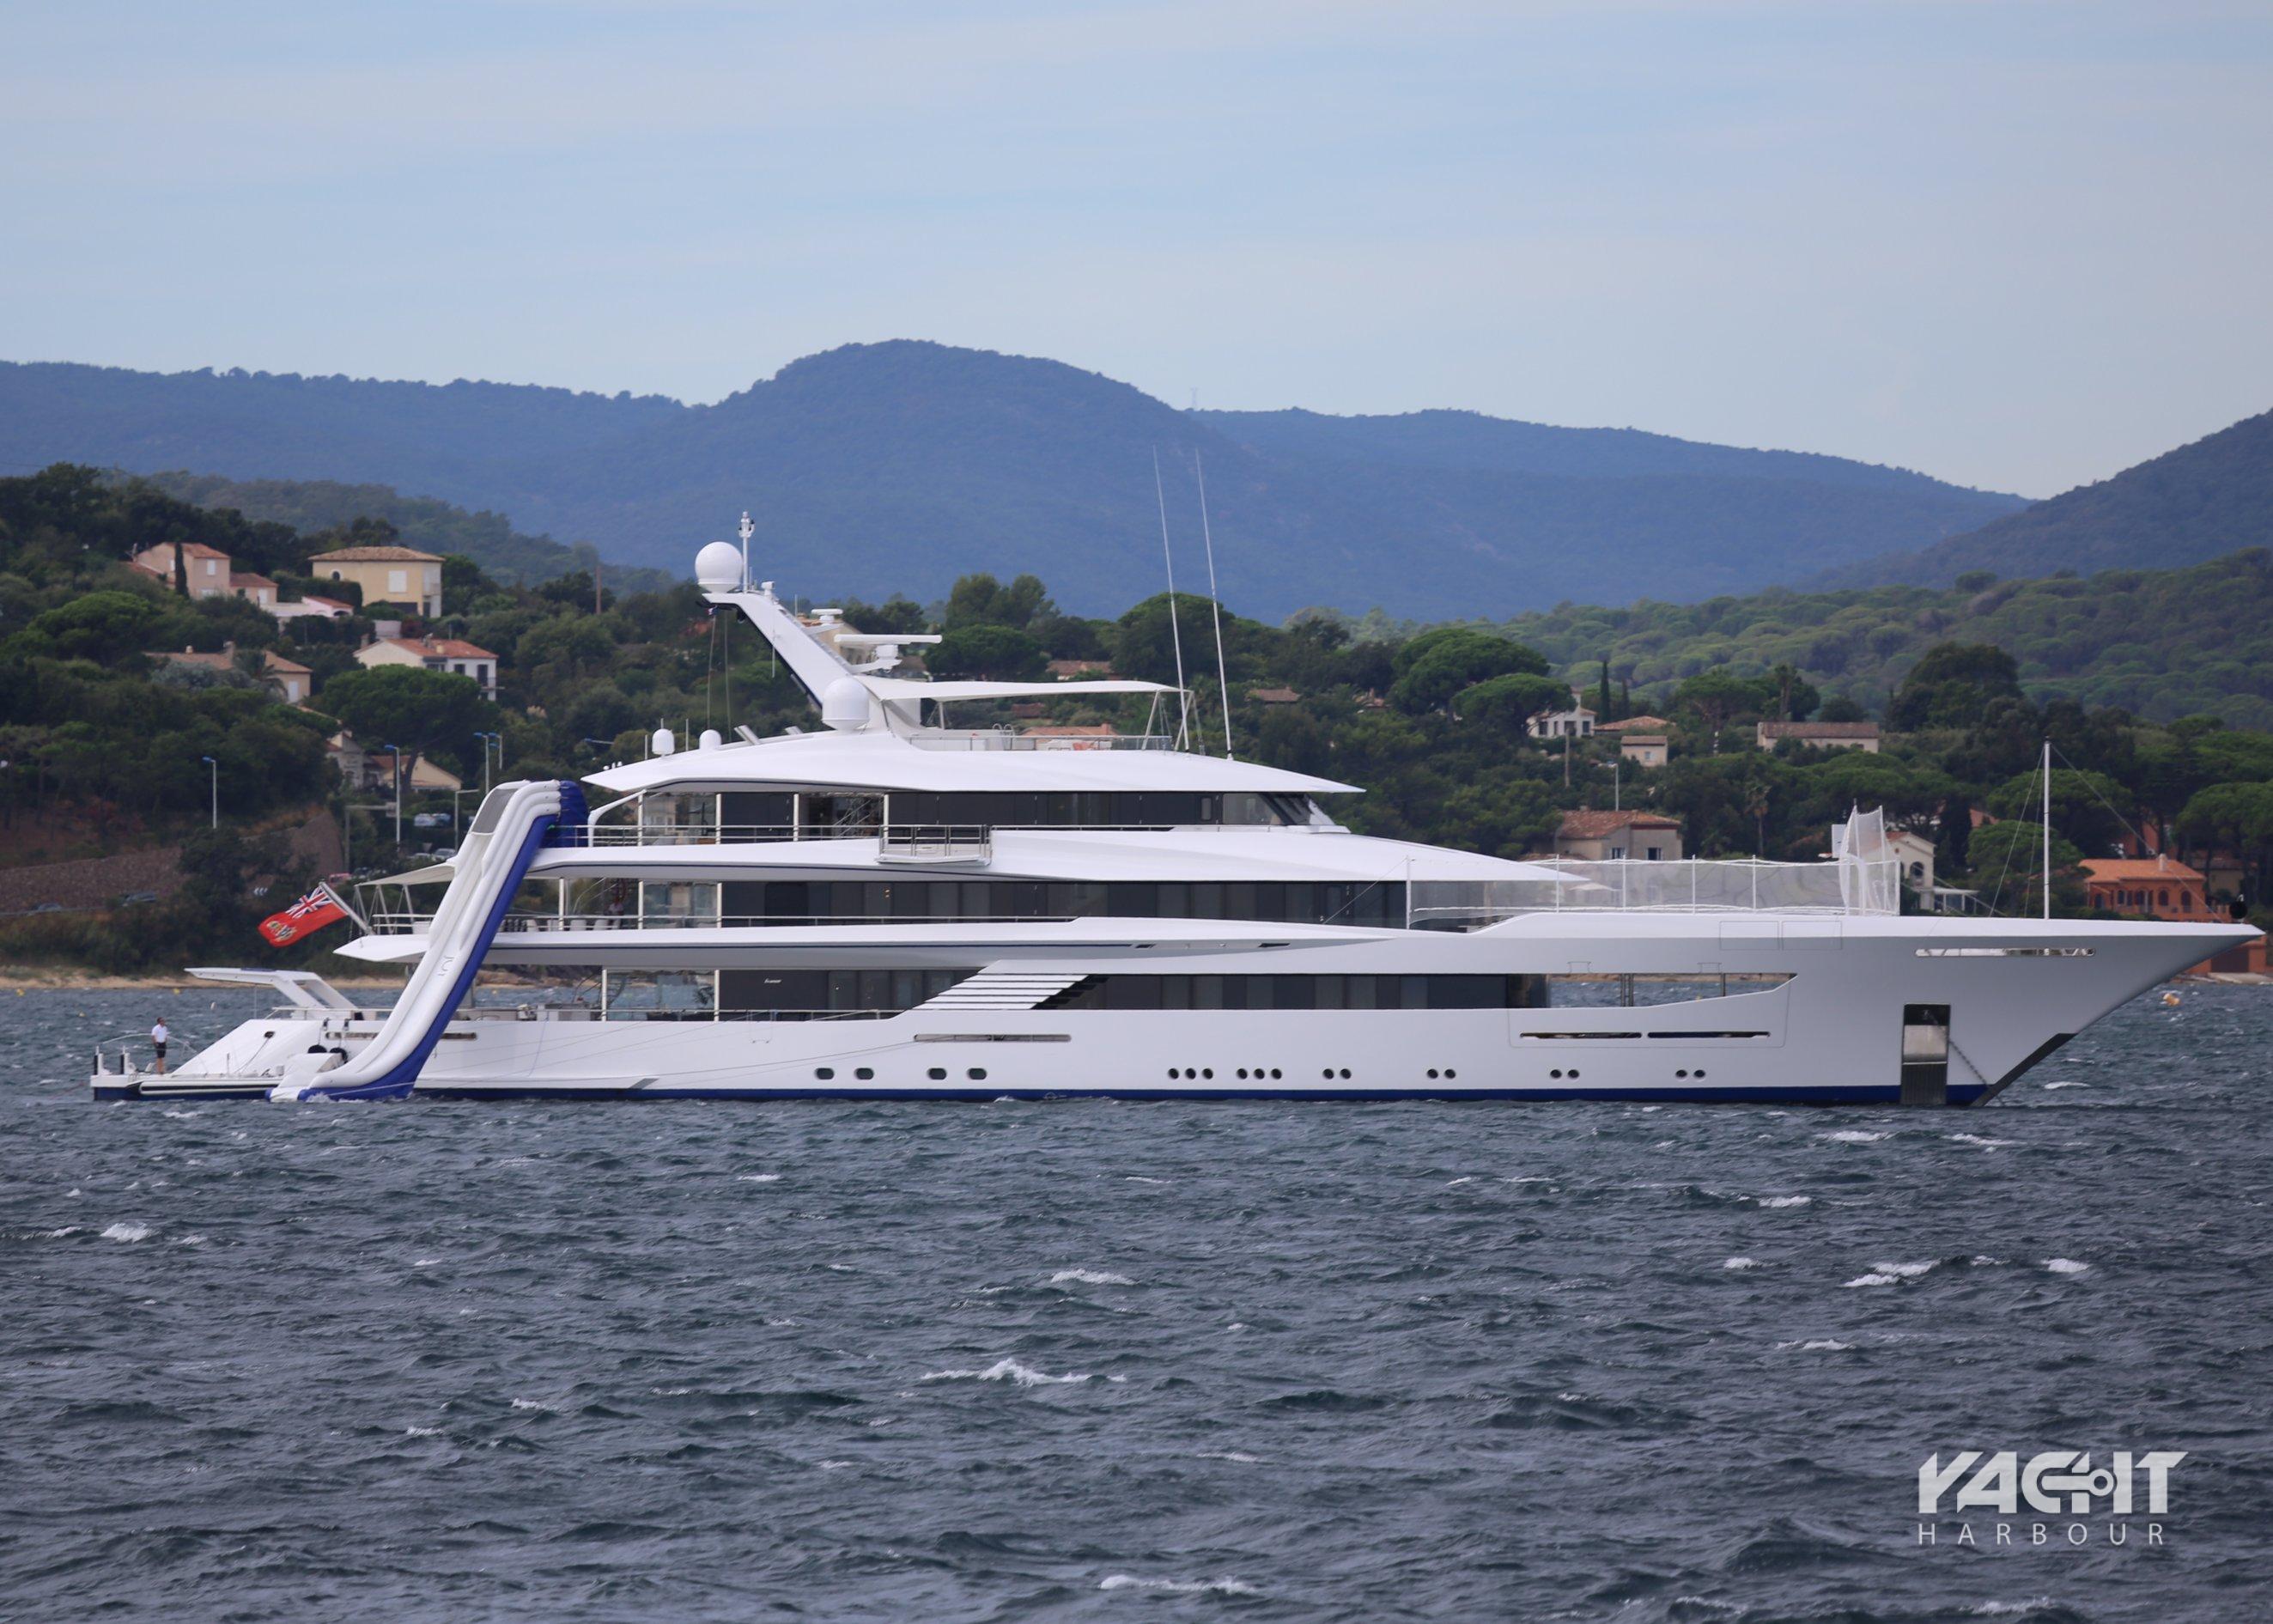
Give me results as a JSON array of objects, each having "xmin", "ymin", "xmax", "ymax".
[{"xmin": 1, "ymin": 969, "xmax": 406, "ymax": 992}]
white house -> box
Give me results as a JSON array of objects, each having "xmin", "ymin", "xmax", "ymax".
[
  {"xmin": 355, "ymin": 636, "xmax": 499, "ymax": 700},
  {"xmin": 1529, "ymin": 703, "xmax": 1596, "ymax": 740}
]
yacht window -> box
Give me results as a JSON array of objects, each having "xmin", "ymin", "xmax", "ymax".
[{"xmin": 715, "ymin": 879, "xmax": 1410, "ymax": 928}]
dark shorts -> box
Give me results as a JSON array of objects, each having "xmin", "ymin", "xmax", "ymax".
[{"xmin": 153, "ymin": 1045, "xmax": 167, "ymax": 1058}]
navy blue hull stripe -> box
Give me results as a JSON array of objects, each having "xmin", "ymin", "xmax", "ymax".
[{"xmin": 403, "ymin": 1082, "xmax": 1987, "ymax": 1105}]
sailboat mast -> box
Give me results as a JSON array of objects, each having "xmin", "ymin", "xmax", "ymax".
[{"xmin": 2041, "ymin": 739, "xmax": 2052, "ymax": 921}]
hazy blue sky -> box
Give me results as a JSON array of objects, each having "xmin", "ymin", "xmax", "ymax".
[{"xmin": 4, "ymin": 1, "xmax": 2267, "ymax": 496}]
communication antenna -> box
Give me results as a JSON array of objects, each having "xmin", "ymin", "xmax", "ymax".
[
  {"xmin": 738, "ymin": 510, "xmax": 754, "ymax": 592},
  {"xmin": 1152, "ymin": 450, "xmax": 1191, "ymax": 748},
  {"xmin": 1192, "ymin": 450, "xmax": 1234, "ymax": 759}
]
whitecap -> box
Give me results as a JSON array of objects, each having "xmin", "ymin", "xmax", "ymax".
[
  {"xmin": 100, "ymin": 1222, "xmax": 150, "ymax": 1243},
  {"xmin": 1123, "ymin": 1176, "xmax": 1168, "ymax": 1184},
  {"xmin": 65, "ymin": 1188, "xmax": 81, "ymax": 1197},
  {"xmin": 1776, "ymin": 1339, "xmax": 1855, "ymax": 1351},
  {"xmin": 1049, "ymin": 1268, "xmax": 1135, "ymax": 1286},
  {"xmin": 921, "ymin": 1359, "xmax": 1090, "ymax": 1387},
  {"xmin": 1947, "ymin": 1133, "xmax": 2016, "ymax": 1149},
  {"xmin": 1819, "ymin": 1129, "xmax": 1889, "ymax": 1144},
  {"xmin": 1722, "ymin": 1256, "xmax": 1761, "ymax": 1271},
  {"xmin": 1966, "ymin": 1603, "xmax": 2056, "ymax": 1617},
  {"xmin": 404, "ymin": 1425, "xmax": 442, "ymax": 1437},
  {"xmin": 413, "ymin": 1258, "xmax": 441, "ymax": 1268},
  {"xmin": 176, "ymin": 1234, "xmax": 205, "ymax": 1246},
  {"xmin": 2043, "ymin": 1257, "xmax": 2090, "ymax": 1274},
  {"xmin": 818, "ymin": 1459, "xmax": 853, "ymax": 1470},
  {"xmin": 33, "ymin": 1226, "xmax": 81, "ymax": 1239},
  {"xmin": 161, "ymin": 1109, "xmax": 200, "ymax": 1120},
  {"xmin": 736, "ymin": 1174, "xmax": 781, "ymax": 1183},
  {"xmin": 509, "ymin": 1396, "xmax": 561, "ymax": 1412},
  {"xmin": 2043, "ymin": 1081, "xmax": 2088, "ymax": 1090},
  {"xmin": 1197, "ymin": 1451, "xmax": 1261, "ymax": 1463},
  {"xmin": 1845, "ymin": 1258, "xmax": 1936, "ymax": 1287},
  {"xmin": 1757, "ymin": 1195, "xmax": 1811, "ymax": 1208},
  {"xmin": 1446, "ymin": 1177, "xmax": 1475, "ymax": 1186},
  {"xmin": 1099, "ymin": 1575, "xmax": 1261, "ymax": 1597}
]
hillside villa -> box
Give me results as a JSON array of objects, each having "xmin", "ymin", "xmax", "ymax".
[
  {"xmin": 1759, "ymin": 720, "xmax": 1881, "ymax": 753},
  {"xmin": 354, "ymin": 635, "xmax": 500, "ymax": 700},
  {"xmin": 2082, "ymin": 855, "xmax": 2213, "ymax": 920},
  {"xmin": 131, "ymin": 541, "xmax": 236, "ymax": 598},
  {"xmin": 1551, "ymin": 809, "xmax": 1685, "ymax": 862},
  {"xmin": 313, "ymin": 544, "xmax": 445, "ymax": 617},
  {"xmin": 1529, "ymin": 697, "xmax": 1596, "ymax": 739},
  {"xmin": 1617, "ymin": 733, "xmax": 1668, "ymax": 769},
  {"xmin": 144, "ymin": 642, "xmax": 312, "ymax": 706}
]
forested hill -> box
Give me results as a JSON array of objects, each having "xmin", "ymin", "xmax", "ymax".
[
  {"xmin": 131, "ymin": 472, "xmax": 682, "ymax": 595},
  {"xmin": 1334, "ymin": 547, "xmax": 2273, "ymax": 731},
  {"xmin": 1196, "ymin": 406, "xmax": 1987, "ymax": 495},
  {"xmin": 0, "ymin": 344, "xmax": 2021, "ymax": 619},
  {"xmin": 1820, "ymin": 407, "xmax": 2273, "ymax": 588}
]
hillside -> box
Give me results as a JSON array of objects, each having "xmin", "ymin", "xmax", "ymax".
[
  {"xmin": 130, "ymin": 471, "xmax": 681, "ymax": 594},
  {"xmin": 0, "ymin": 344, "xmax": 2023, "ymax": 619},
  {"xmin": 1359, "ymin": 547, "xmax": 2273, "ymax": 730},
  {"xmin": 1822, "ymin": 408, "xmax": 2273, "ymax": 587}
]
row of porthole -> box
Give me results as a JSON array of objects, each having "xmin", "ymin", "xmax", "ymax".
[{"xmin": 814, "ymin": 1067, "xmax": 989, "ymax": 1082}]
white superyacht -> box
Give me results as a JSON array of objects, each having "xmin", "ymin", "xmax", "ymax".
[{"xmin": 94, "ymin": 538, "xmax": 2257, "ymax": 1106}]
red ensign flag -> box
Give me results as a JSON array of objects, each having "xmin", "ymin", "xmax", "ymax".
[{"xmin": 258, "ymin": 887, "xmax": 348, "ymax": 946}]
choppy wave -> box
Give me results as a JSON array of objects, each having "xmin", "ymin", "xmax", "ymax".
[
  {"xmin": 1098, "ymin": 1574, "xmax": 1262, "ymax": 1596},
  {"xmin": 921, "ymin": 1359, "xmax": 1091, "ymax": 1387},
  {"xmin": 2, "ymin": 982, "xmax": 2264, "ymax": 1621}
]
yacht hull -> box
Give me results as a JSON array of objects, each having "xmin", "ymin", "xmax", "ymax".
[{"xmin": 106, "ymin": 915, "xmax": 2243, "ymax": 1106}]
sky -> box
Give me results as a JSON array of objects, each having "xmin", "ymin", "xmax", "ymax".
[{"xmin": 3, "ymin": 1, "xmax": 2269, "ymax": 498}]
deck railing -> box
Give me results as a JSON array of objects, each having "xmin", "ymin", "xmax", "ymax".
[{"xmin": 1409, "ymin": 858, "xmax": 1900, "ymax": 926}]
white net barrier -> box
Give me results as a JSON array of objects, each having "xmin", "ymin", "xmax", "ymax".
[{"xmin": 1407, "ymin": 856, "xmax": 1899, "ymax": 927}]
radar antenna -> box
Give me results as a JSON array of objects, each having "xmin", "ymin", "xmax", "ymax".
[{"xmin": 737, "ymin": 511, "xmax": 755, "ymax": 593}]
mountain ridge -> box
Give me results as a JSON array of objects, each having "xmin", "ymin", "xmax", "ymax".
[
  {"xmin": 1814, "ymin": 407, "xmax": 2273, "ymax": 589},
  {"xmin": 0, "ymin": 341, "xmax": 2027, "ymax": 617}
]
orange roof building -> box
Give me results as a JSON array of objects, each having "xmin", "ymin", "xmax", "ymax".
[{"xmin": 2081, "ymin": 855, "xmax": 2209, "ymax": 921}]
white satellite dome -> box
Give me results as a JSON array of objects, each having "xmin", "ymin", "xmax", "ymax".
[
  {"xmin": 821, "ymin": 678, "xmax": 872, "ymax": 733},
  {"xmin": 694, "ymin": 540, "xmax": 744, "ymax": 593},
  {"xmin": 651, "ymin": 727, "xmax": 677, "ymax": 757},
  {"xmin": 697, "ymin": 727, "xmax": 723, "ymax": 751}
]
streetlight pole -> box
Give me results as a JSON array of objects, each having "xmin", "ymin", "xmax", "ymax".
[
  {"xmin": 383, "ymin": 743, "xmax": 403, "ymax": 848},
  {"xmin": 200, "ymin": 756, "xmax": 217, "ymax": 829}
]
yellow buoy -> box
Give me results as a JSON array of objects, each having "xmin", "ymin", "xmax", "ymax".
[{"xmin": 2161, "ymin": 991, "xmax": 2181, "ymax": 1007}]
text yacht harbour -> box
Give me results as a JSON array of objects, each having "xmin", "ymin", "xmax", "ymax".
[{"xmin": 93, "ymin": 539, "xmax": 2258, "ymax": 1104}]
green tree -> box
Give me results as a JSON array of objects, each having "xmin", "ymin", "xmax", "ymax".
[
  {"xmin": 928, "ymin": 622, "xmax": 1046, "ymax": 681},
  {"xmin": 17, "ymin": 591, "xmax": 167, "ymax": 664},
  {"xmin": 1961, "ymin": 820, "xmax": 2086, "ymax": 917},
  {"xmin": 1888, "ymin": 642, "xmax": 2023, "ymax": 732},
  {"xmin": 1985, "ymin": 768, "xmax": 2135, "ymax": 858},
  {"xmin": 945, "ymin": 573, "xmax": 1052, "ymax": 630},
  {"xmin": 1674, "ymin": 670, "xmax": 1759, "ymax": 751},
  {"xmin": 1459, "ymin": 672, "xmax": 1570, "ymax": 734},
  {"xmin": 318, "ymin": 666, "xmax": 493, "ymax": 782},
  {"xmin": 1389, "ymin": 629, "xmax": 1548, "ymax": 714},
  {"xmin": 2175, "ymin": 782, "xmax": 2273, "ymax": 909}
]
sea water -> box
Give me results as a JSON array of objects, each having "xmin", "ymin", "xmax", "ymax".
[{"xmin": 3, "ymin": 986, "xmax": 2270, "ymax": 1621}]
